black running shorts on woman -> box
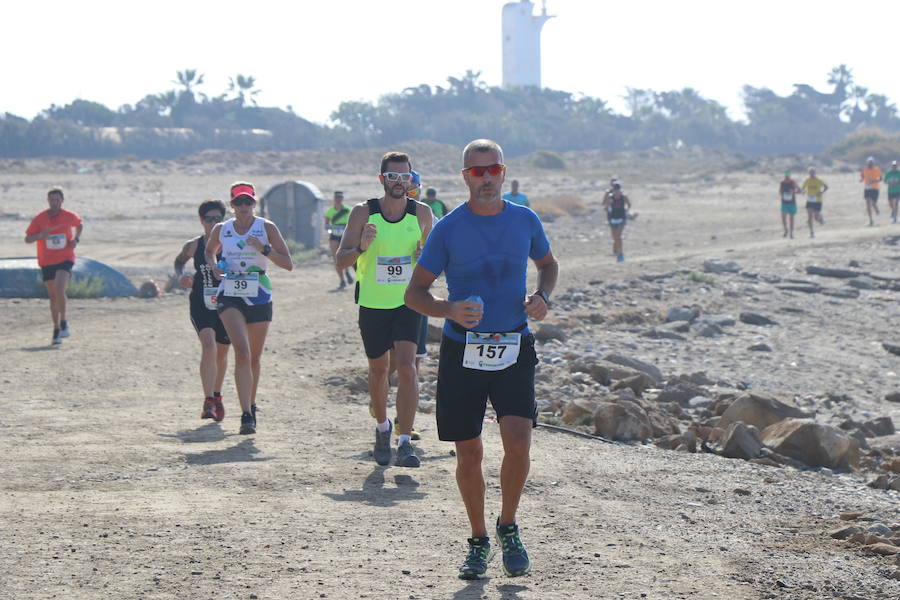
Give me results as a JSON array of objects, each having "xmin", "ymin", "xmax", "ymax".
[
  {"xmin": 41, "ymin": 260, "xmax": 74, "ymax": 281},
  {"xmin": 435, "ymin": 334, "xmax": 538, "ymax": 441}
]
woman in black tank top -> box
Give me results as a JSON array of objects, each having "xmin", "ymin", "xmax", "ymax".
[
  {"xmin": 602, "ymin": 183, "xmax": 631, "ymax": 262},
  {"xmin": 173, "ymin": 200, "xmax": 231, "ymax": 422}
]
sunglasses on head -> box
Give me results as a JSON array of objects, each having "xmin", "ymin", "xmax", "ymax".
[
  {"xmin": 463, "ymin": 163, "xmax": 505, "ymax": 177},
  {"xmin": 232, "ymin": 197, "xmax": 255, "ymax": 207},
  {"xmin": 382, "ymin": 172, "xmax": 413, "ymax": 182},
  {"xmin": 202, "ymin": 214, "xmax": 224, "ymax": 223}
]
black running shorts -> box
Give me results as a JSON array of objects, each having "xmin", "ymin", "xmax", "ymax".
[
  {"xmin": 889, "ymin": 192, "xmax": 900, "ymax": 201},
  {"xmin": 416, "ymin": 314, "xmax": 428, "ymax": 357},
  {"xmin": 358, "ymin": 305, "xmax": 421, "ymax": 359},
  {"xmin": 217, "ymin": 295, "xmax": 273, "ymax": 324},
  {"xmin": 41, "ymin": 260, "xmax": 74, "ymax": 282},
  {"xmin": 805, "ymin": 201, "xmax": 822, "ymax": 212},
  {"xmin": 190, "ymin": 294, "xmax": 230, "ymax": 344},
  {"xmin": 435, "ymin": 334, "xmax": 538, "ymax": 442},
  {"xmin": 865, "ymin": 189, "xmax": 879, "ymax": 202}
]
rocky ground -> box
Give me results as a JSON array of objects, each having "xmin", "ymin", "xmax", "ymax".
[{"xmin": 1, "ymin": 147, "xmax": 899, "ymax": 599}]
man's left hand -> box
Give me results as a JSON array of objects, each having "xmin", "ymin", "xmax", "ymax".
[{"xmin": 524, "ymin": 294, "xmax": 548, "ymax": 321}]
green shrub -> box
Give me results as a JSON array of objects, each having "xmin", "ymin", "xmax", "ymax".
[
  {"xmin": 827, "ymin": 128, "xmax": 900, "ymax": 164},
  {"xmin": 686, "ymin": 271, "xmax": 716, "ymax": 285},
  {"xmin": 34, "ymin": 274, "xmax": 105, "ymax": 298},
  {"xmin": 531, "ymin": 149, "xmax": 566, "ymax": 170}
]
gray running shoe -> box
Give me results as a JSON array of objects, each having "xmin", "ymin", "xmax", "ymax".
[
  {"xmin": 496, "ymin": 520, "xmax": 531, "ymax": 577},
  {"xmin": 373, "ymin": 421, "xmax": 392, "ymax": 466},
  {"xmin": 395, "ymin": 440, "xmax": 420, "ymax": 468},
  {"xmin": 59, "ymin": 321, "xmax": 70, "ymax": 338}
]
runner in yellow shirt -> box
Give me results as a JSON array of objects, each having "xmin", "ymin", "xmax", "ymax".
[
  {"xmin": 801, "ymin": 167, "xmax": 828, "ymax": 239},
  {"xmin": 860, "ymin": 157, "xmax": 882, "ymax": 226},
  {"xmin": 324, "ymin": 191, "xmax": 354, "ymax": 289}
]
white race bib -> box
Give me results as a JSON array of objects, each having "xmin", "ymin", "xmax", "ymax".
[
  {"xmin": 46, "ymin": 233, "xmax": 66, "ymax": 249},
  {"xmin": 330, "ymin": 225, "xmax": 346, "ymax": 237},
  {"xmin": 462, "ymin": 332, "xmax": 521, "ymax": 371},
  {"xmin": 781, "ymin": 191, "xmax": 794, "ymax": 201},
  {"xmin": 376, "ymin": 255, "xmax": 412, "ymax": 284},
  {"xmin": 203, "ymin": 287, "xmax": 219, "ymax": 310},
  {"xmin": 223, "ymin": 272, "xmax": 259, "ymax": 297}
]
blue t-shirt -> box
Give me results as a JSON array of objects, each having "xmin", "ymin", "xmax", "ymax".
[
  {"xmin": 417, "ymin": 200, "xmax": 551, "ymax": 342},
  {"xmin": 502, "ymin": 192, "xmax": 529, "ymax": 207}
]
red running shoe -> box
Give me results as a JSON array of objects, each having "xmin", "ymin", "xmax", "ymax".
[
  {"xmin": 211, "ymin": 398, "xmax": 225, "ymax": 422},
  {"xmin": 201, "ymin": 397, "xmax": 215, "ymax": 419}
]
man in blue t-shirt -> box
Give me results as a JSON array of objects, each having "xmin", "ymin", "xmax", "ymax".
[
  {"xmin": 405, "ymin": 139, "xmax": 558, "ymax": 580},
  {"xmin": 502, "ymin": 179, "xmax": 529, "ymax": 206}
]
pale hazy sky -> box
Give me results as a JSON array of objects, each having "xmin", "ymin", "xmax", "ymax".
[{"xmin": 3, "ymin": 0, "xmax": 895, "ymax": 124}]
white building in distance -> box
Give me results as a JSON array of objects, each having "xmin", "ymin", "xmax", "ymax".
[{"xmin": 502, "ymin": 0, "xmax": 554, "ymax": 89}]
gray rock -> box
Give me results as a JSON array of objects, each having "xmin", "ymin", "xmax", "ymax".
[
  {"xmin": 805, "ymin": 266, "xmax": 861, "ymax": 279},
  {"xmin": 869, "ymin": 271, "xmax": 900, "ymax": 281},
  {"xmin": 864, "ymin": 416, "xmax": 896, "ymax": 437},
  {"xmin": 666, "ymin": 307, "xmax": 699, "ymax": 323},
  {"xmin": 820, "ymin": 287, "xmax": 860, "ymax": 299},
  {"xmin": 593, "ymin": 400, "xmax": 653, "ymax": 441},
  {"xmin": 720, "ymin": 422, "xmax": 763, "ymax": 460},
  {"xmin": 640, "ymin": 328, "xmax": 687, "ymax": 341},
  {"xmin": 761, "ymin": 419, "xmax": 861, "ymax": 470},
  {"xmin": 883, "ymin": 343, "xmax": 900, "ymax": 357},
  {"xmin": 868, "ymin": 524, "xmax": 895, "ymax": 537},
  {"xmin": 655, "ymin": 382, "xmax": 708, "ymax": 406},
  {"xmin": 535, "ymin": 323, "xmax": 567, "ymax": 342},
  {"xmin": 660, "ymin": 320, "xmax": 692, "ymax": 333},
  {"xmin": 604, "ymin": 353, "xmax": 663, "ymax": 384},
  {"xmin": 718, "ymin": 392, "xmax": 811, "ymax": 431},
  {"xmin": 748, "ymin": 343, "xmax": 773, "ymax": 352},
  {"xmin": 610, "ymin": 373, "xmax": 654, "ymax": 396},
  {"xmin": 696, "ymin": 314, "xmax": 736, "ymax": 327},
  {"xmin": 868, "ymin": 474, "xmax": 900, "ymax": 491},
  {"xmin": 830, "ymin": 525, "xmax": 863, "ymax": 540},
  {"xmin": 887, "ymin": 392, "xmax": 900, "ymax": 404},
  {"xmin": 688, "ymin": 396, "xmax": 714, "ymax": 409},
  {"xmin": 739, "ymin": 312, "xmax": 779, "ymax": 326},
  {"xmin": 703, "ymin": 259, "xmax": 741, "ymax": 273},
  {"xmin": 776, "ymin": 284, "xmax": 821, "ymax": 294},
  {"xmin": 698, "ymin": 323, "xmax": 724, "ymax": 337},
  {"xmin": 847, "ymin": 278, "xmax": 879, "ymax": 290}
]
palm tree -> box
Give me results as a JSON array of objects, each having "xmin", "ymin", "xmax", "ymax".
[
  {"xmin": 228, "ymin": 75, "xmax": 261, "ymax": 107},
  {"xmin": 173, "ymin": 69, "xmax": 205, "ymax": 100}
]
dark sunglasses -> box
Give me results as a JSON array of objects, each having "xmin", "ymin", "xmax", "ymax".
[
  {"xmin": 463, "ymin": 163, "xmax": 505, "ymax": 177},
  {"xmin": 232, "ymin": 197, "xmax": 255, "ymax": 207},
  {"xmin": 202, "ymin": 214, "xmax": 224, "ymax": 223}
]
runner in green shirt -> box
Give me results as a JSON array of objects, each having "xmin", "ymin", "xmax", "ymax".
[
  {"xmin": 324, "ymin": 191, "xmax": 353, "ymax": 289},
  {"xmin": 885, "ymin": 160, "xmax": 900, "ymax": 224},
  {"xmin": 423, "ymin": 187, "xmax": 448, "ymax": 219}
]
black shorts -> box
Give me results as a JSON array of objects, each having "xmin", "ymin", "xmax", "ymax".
[
  {"xmin": 41, "ymin": 260, "xmax": 74, "ymax": 281},
  {"xmin": 329, "ymin": 234, "xmax": 342, "ymax": 242},
  {"xmin": 358, "ymin": 305, "xmax": 421, "ymax": 359},
  {"xmin": 435, "ymin": 334, "xmax": 538, "ymax": 442},
  {"xmin": 865, "ymin": 189, "xmax": 879, "ymax": 202},
  {"xmin": 217, "ymin": 295, "xmax": 273, "ymax": 323},
  {"xmin": 889, "ymin": 192, "xmax": 900, "ymax": 201},
  {"xmin": 806, "ymin": 201, "xmax": 822, "ymax": 212},
  {"xmin": 608, "ymin": 218, "xmax": 626, "ymax": 227},
  {"xmin": 190, "ymin": 295, "xmax": 230, "ymax": 345},
  {"xmin": 416, "ymin": 315, "xmax": 428, "ymax": 357}
]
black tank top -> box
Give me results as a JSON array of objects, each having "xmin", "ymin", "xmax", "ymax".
[
  {"xmin": 608, "ymin": 195, "xmax": 627, "ymax": 220},
  {"xmin": 190, "ymin": 236, "xmax": 220, "ymax": 299}
]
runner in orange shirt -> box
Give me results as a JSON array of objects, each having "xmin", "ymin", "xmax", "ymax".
[
  {"xmin": 24, "ymin": 186, "xmax": 84, "ymax": 344},
  {"xmin": 860, "ymin": 156, "xmax": 882, "ymax": 226}
]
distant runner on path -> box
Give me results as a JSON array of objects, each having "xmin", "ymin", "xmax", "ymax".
[
  {"xmin": 602, "ymin": 180, "xmax": 631, "ymax": 261},
  {"xmin": 861, "ymin": 156, "xmax": 882, "ymax": 226},
  {"xmin": 801, "ymin": 167, "xmax": 828, "ymax": 238},
  {"xmin": 406, "ymin": 138, "xmax": 558, "ymax": 580},
  {"xmin": 174, "ymin": 199, "xmax": 231, "ymax": 422},
  {"xmin": 884, "ymin": 160, "xmax": 900, "ymax": 225},
  {"xmin": 778, "ymin": 171, "xmax": 801, "ymax": 239},
  {"xmin": 502, "ymin": 179, "xmax": 529, "ymax": 206},
  {"xmin": 324, "ymin": 191, "xmax": 353, "ymax": 289},
  {"xmin": 206, "ymin": 182, "xmax": 294, "ymax": 435},
  {"xmin": 336, "ymin": 152, "xmax": 433, "ymax": 468},
  {"xmin": 24, "ymin": 186, "xmax": 83, "ymax": 345}
]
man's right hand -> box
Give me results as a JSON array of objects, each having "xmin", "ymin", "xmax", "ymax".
[
  {"xmin": 360, "ymin": 223, "xmax": 377, "ymax": 251},
  {"xmin": 179, "ymin": 274, "xmax": 193, "ymax": 288},
  {"xmin": 448, "ymin": 300, "xmax": 484, "ymax": 329}
]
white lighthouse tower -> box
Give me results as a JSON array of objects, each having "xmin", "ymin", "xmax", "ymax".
[{"xmin": 502, "ymin": 0, "xmax": 554, "ymax": 89}]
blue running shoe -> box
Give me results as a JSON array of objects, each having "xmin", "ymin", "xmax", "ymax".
[
  {"xmin": 458, "ymin": 537, "xmax": 495, "ymax": 580},
  {"xmin": 496, "ymin": 521, "xmax": 530, "ymax": 577}
]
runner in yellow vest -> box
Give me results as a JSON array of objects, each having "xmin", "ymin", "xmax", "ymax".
[
  {"xmin": 324, "ymin": 190, "xmax": 353, "ymax": 289},
  {"xmin": 336, "ymin": 151, "xmax": 433, "ymax": 467}
]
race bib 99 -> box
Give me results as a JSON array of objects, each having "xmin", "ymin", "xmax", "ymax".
[
  {"xmin": 46, "ymin": 234, "xmax": 67, "ymax": 249},
  {"xmin": 376, "ymin": 255, "xmax": 412, "ymax": 284}
]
